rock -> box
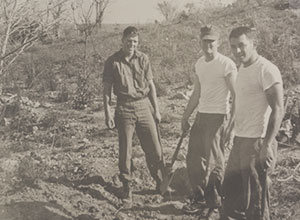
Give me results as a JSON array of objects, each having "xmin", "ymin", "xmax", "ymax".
[{"xmin": 33, "ymin": 126, "xmax": 39, "ymax": 134}]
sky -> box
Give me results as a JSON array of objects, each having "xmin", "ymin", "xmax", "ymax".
[
  {"xmin": 39, "ymin": 0, "xmax": 236, "ymax": 24},
  {"xmin": 103, "ymin": 0, "xmax": 235, "ymax": 24},
  {"xmin": 103, "ymin": 0, "xmax": 163, "ymax": 24}
]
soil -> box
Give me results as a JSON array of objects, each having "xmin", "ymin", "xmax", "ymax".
[{"xmin": 0, "ymin": 90, "xmax": 299, "ymax": 220}]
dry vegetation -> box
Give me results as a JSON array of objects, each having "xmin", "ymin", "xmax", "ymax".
[{"xmin": 0, "ymin": 0, "xmax": 300, "ymax": 220}]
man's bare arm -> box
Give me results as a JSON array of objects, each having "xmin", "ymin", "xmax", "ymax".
[
  {"xmin": 148, "ymin": 79, "xmax": 161, "ymax": 122},
  {"xmin": 103, "ymin": 82, "xmax": 115, "ymax": 129},
  {"xmin": 224, "ymin": 71, "xmax": 236, "ymax": 137},
  {"xmin": 181, "ymin": 75, "xmax": 201, "ymax": 132},
  {"xmin": 259, "ymin": 83, "xmax": 284, "ymax": 169},
  {"xmin": 182, "ymin": 75, "xmax": 200, "ymax": 120},
  {"xmin": 264, "ymin": 83, "xmax": 284, "ymax": 147}
]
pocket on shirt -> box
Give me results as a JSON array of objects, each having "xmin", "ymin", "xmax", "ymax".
[{"xmin": 133, "ymin": 67, "xmax": 146, "ymax": 88}]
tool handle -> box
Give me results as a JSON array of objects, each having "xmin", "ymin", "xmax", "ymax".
[{"xmin": 170, "ymin": 133, "xmax": 185, "ymax": 166}]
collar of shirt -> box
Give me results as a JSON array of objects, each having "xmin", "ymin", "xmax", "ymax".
[{"xmin": 117, "ymin": 49, "xmax": 142, "ymax": 62}]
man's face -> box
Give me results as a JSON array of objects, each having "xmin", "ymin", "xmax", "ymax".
[
  {"xmin": 122, "ymin": 35, "xmax": 139, "ymax": 57},
  {"xmin": 200, "ymin": 39, "xmax": 219, "ymax": 58},
  {"xmin": 229, "ymin": 34, "xmax": 255, "ymax": 64}
]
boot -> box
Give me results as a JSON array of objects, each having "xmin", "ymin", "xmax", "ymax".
[{"xmin": 121, "ymin": 182, "xmax": 132, "ymax": 208}]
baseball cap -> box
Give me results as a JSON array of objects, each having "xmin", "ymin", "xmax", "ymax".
[{"xmin": 200, "ymin": 25, "xmax": 219, "ymax": 40}]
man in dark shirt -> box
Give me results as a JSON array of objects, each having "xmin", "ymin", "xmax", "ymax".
[{"xmin": 103, "ymin": 26, "xmax": 165, "ymax": 207}]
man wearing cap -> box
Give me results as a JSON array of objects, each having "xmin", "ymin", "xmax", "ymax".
[
  {"xmin": 103, "ymin": 26, "xmax": 166, "ymax": 207},
  {"xmin": 220, "ymin": 26, "xmax": 284, "ymax": 220},
  {"xmin": 181, "ymin": 25, "xmax": 237, "ymax": 213}
]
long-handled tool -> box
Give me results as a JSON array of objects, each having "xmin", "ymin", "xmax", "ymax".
[{"xmin": 160, "ymin": 132, "xmax": 186, "ymax": 195}]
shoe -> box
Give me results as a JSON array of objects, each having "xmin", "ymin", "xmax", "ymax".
[
  {"xmin": 218, "ymin": 207, "xmax": 246, "ymax": 220},
  {"xmin": 182, "ymin": 198, "xmax": 207, "ymax": 214},
  {"xmin": 121, "ymin": 183, "xmax": 132, "ymax": 208}
]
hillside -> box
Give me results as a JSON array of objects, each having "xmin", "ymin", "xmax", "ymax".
[{"xmin": 0, "ymin": 1, "xmax": 299, "ymax": 220}]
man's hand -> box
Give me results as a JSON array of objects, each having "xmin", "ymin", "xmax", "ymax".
[
  {"xmin": 105, "ymin": 115, "xmax": 115, "ymax": 129},
  {"xmin": 181, "ymin": 117, "xmax": 190, "ymax": 135},
  {"xmin": 258, "ymin": 139, "xmax": 274, "ymax": 170},
  {"xmin": 103, "ymin": 81, "xmax": 114, "ymax": 129},
  {"xmin": 154, "ymin": 110, "xmax": 161, "ymax": 123}
]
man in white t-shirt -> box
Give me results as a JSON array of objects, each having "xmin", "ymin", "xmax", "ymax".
[
  {"xmin": 220, "ymin": 27, "xmax": 284, "ymax": 220},
  {"xmin": 181, "ymin": 25, "xmax": 237, "ymax": 214}
]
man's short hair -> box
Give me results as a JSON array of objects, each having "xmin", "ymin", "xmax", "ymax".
[
  {"xmin": 122, "ymin": 26, "xmax": 139, "ymax": 39},
  {"xmin": 229, "ymin": 26, "xmax": 257, "ymax": 41}
]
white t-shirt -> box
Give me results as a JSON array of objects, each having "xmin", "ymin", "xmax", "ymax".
[
  {"xmin": 196, "ymin": 53, "xmax": 237, "ymax": 114},
  {"xmin": 235, "ymin": 56, "xmax": 283, "ymax": 138}
]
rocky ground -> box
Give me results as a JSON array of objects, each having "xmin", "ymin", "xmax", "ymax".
[{"xmin": 0, "ymin": 87, "xmax": 299, "ymax": 220}]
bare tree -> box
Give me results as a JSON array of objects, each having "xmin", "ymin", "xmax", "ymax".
[
  {"xmin": 71, "ymin": 0, "xmax": 95, "ymax": 59},
  {"xmin": 47, "ymin": 0, "xmax": 69, "ymax": 39},
  {"xmin": 0, "ymin": 1, "xmax": 43, "ymax": 74},
  {"xmin": 0, "ymin": 0, "xmax": 64, "ymax": 95},
  {"xmin": 157, "ymin": 0, "xmax": 178, "ymax": 22},
  {"xmin": 94, "ymin": 0, "xmax": 109, "ymax": 29}
]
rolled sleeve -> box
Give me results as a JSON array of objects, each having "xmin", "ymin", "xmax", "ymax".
[
  {"xmin": 144, "ymin": 55, "xmax": 153, "ymax": 81},
  {"xmin": 261, "ymin": 65, "xmax": 282, "ymax": 91},
  {"xmin": 224, "ymin": 60, "xmax": 237, "ymax": 77}
]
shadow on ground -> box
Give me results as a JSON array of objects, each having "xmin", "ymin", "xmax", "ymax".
[
  {"xmin": 47, "ymin": 175, "xmax": 123, "ymax": 211},
  {"xmin": 48, "ymin": 175, "xmax": 122, "ymax": 198},
  {"xmin": 0, "ymin": 202, "xmax": 73, "ymax": 220},
  {"xmin": 129, "ymin": 203, "xmax": 184, "ymax": 216}
]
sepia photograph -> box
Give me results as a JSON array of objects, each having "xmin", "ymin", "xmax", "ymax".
[{"xmin": 0, "ymin": 0, "xmax": 299, "ymax": 219}]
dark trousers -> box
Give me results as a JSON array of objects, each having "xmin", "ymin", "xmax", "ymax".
[
  {"xmin": 186, "ymin": 112, "xmax": 226, "ymax": 208},
  {"xmin": 115, "ymin": 98, "xmax": 164, "ymax": 185},
  {"xmin": 221, "ymin": 137, "xmax": 277, "ymax": 220}
]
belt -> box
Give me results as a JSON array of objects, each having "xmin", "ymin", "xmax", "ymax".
[{"xmin": 117, "ymin": 96, "xmax": 147, "ymax": 104}]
